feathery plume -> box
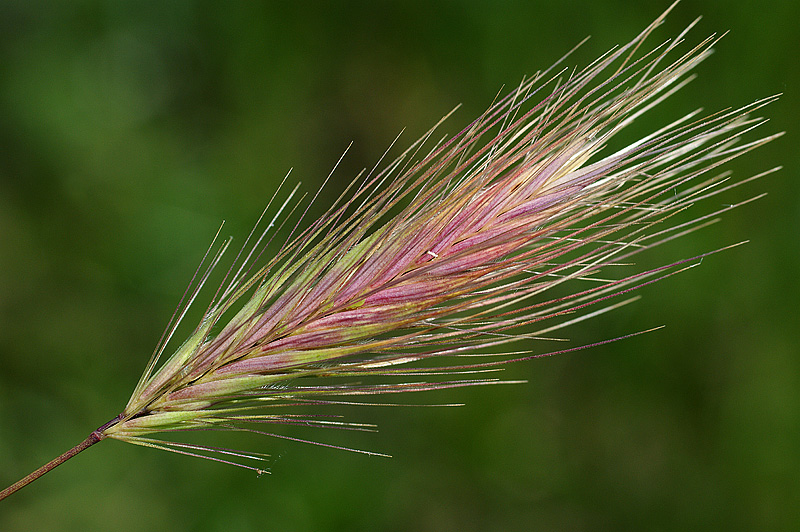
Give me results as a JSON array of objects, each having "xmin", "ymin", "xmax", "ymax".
[{"xmin": 0, "ymin": 4, "xmax": 781, "ymax": 500}]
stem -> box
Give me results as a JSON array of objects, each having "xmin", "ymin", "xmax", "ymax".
[{"xmin": 0, "ymin": 416, "xmax": 120, "ymax": 502}]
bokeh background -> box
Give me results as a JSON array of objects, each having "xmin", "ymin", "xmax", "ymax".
[{"xmin": 1, "ymin": 1, "xmax": 797, "ymax": 531}]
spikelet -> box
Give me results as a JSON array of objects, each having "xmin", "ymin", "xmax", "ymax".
[{"xmin": 96, "ymin": 6, "xmax": 781, "ymax": 471}]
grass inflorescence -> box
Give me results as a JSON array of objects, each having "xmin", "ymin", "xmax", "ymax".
[{"xmin": 0, "ymin": 3, "xmax": 781, "ymax": 501}]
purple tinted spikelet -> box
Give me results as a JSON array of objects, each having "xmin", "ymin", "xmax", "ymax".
[{"xmin": 101, "ymin": 6, "xmax": 780, "ymax": 469}]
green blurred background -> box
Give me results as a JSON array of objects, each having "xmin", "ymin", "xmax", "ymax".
[{"xmin": 1, "ymin": 1, "xmax": 797, "ymax": 530}]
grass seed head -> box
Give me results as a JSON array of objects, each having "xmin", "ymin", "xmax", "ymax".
[{"xmin": 102, "ymin": 5, "xmax": 781, "ymax": 466}]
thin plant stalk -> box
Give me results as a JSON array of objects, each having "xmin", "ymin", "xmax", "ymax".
[{"xmin": 0, "ymin": 417, "xmax": 119, "ymax": 501}]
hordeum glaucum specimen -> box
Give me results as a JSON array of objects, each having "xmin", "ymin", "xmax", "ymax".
[{"xmin": 0, "ymin": 3, "xmax": 781, "ymax": 501}]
